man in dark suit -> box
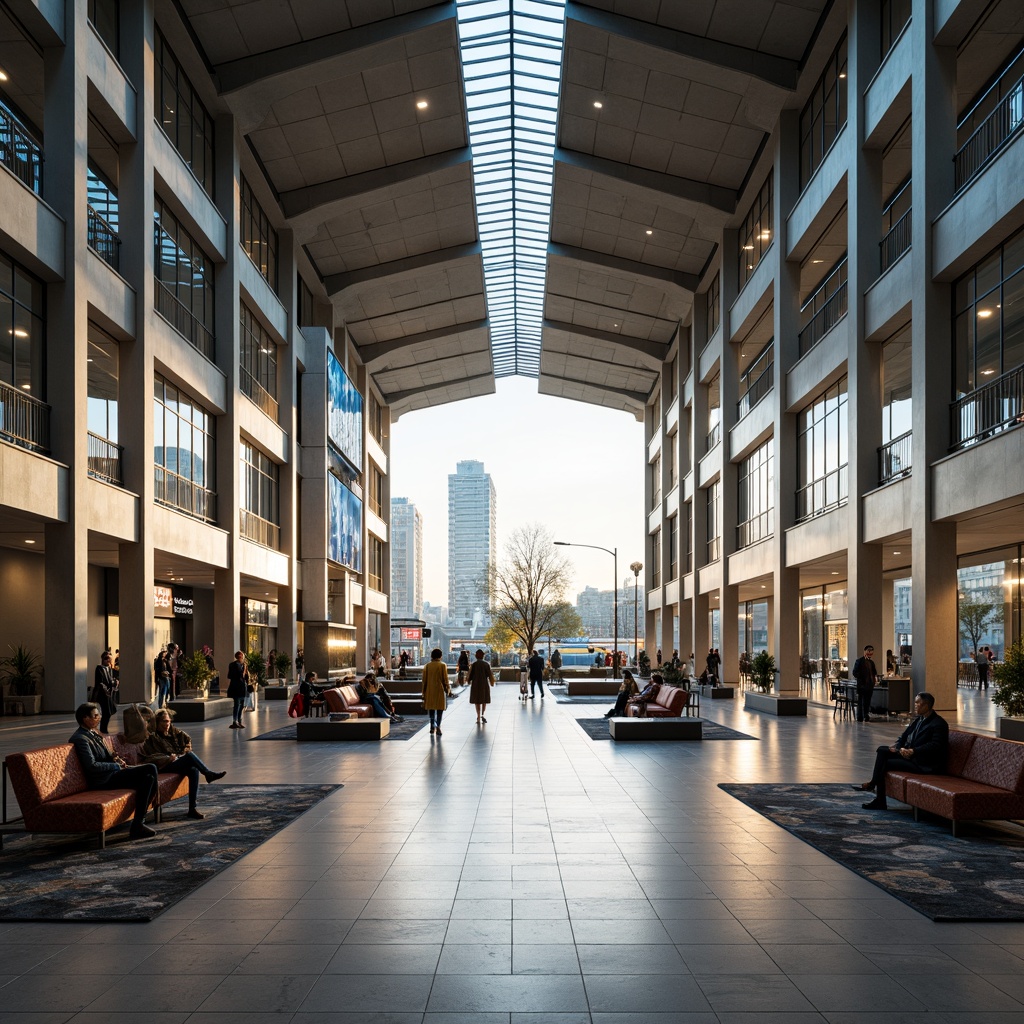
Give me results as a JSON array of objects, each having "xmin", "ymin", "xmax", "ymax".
[
  {"xmin": 528, "ymin": 649, "xmax": 546, "ymax": 698},
  {"xmin": 92, "ymin": 651, "xmax": 118, "ymax": 733},
  {"xmin": 852, "ymin": 644, "xmax": 879, "ymax": 722},
  {"xmin": 854, "ymin": 691, "xmax": 949, "ymax": 810},
  {"xmin": 70, "ymin": 702, "xmax": 159, "ymax": 839}
]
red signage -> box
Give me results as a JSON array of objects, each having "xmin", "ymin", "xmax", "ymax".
[{"xmin": 400, "ymin": 627, "xmax": 422, "ymax": 641}]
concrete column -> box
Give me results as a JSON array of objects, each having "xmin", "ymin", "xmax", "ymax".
[
  {"xmin": 773, "ymin": 109, "xmax": 802, "ymax": 693},
  {"xmin": 299, "ymin": 327, "xmax": 330, "ymax": 622},
  {"xmin": 116, "ymin": 0, "xmax": 156, "ymax": 704},
  {"xmin": 910, "ymin": 1, "xmax": 958, "ymax": 716},
  {"xmin": 213, "ymin": 112, "xmax": 243, "ymax": 666},
  {"xmin": 719, "ymin": 228, "xmax": 740, "ymax": 683},
  {"xmin": 846, "ymin": 0, "xmax": 884, "ymax": 673},
  {"xmin": 42, "ymin": 0, "xmax": 91, "ymax": 712}
]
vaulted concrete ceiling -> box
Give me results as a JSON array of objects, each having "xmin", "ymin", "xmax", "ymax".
[{"xmin": 178, "ymin": 0, "xmax": 833, "ymax": 420}]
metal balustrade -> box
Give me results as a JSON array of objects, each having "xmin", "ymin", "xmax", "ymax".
[
  {"xmin": 880, "ymin": 208, "xmax": 911, "ymax": 273},
  {"xmin": 796, "ymin": 464, "xmax": 848, "ymax": 521},
  {"xmin": 154, "ymin": 279, "xmax": 215, "ymax": 358},
  {"xmin": 955, "ymin": 72, "xmax": 1024, "ymax": 192},
  {"xmin": 798, "ymin": 270, "xmax": 848, "ymax": 358},
  {"xmin": 706, "ymin": 421, "xmax": 721, "ymax": 452},
  {"xmin": 87, "ymin": 206, "xmax": 120, "ymax": 270},
  {"xmin": 0, "ymin": 104, "xmax": 43, "ymax": 193},
  {"xmin": 87, "ymin": 432, "xmax": 123, "ymax": 486},
  {"xmin": 877, "ymin": 430, "xmax": 912, "ymax": 484},
  {"xmin": 950, "ymin": 365, "xmax": 1024, "ymax": 449},
  {"xmin": 154, "ymin": 465, "xmax": 216, "ymax": 522},
  {"xmin": 0, "ymin": 379, "xmax": 50, "ymax": 452},
  {"xmin": 737, "ymin": 353, "xmax": 774, "ymax": 419},
  {"xmin": 239, "ymin": 508, "xmax": 280, "ymax": 550},
  {"xmin": 240, "ymin": 369, "xmax": 278, "ymax": 419}
]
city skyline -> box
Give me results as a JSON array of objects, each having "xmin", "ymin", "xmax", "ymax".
[{"xmin": 390, "ymin": 377, "xmax": 646, "ymax": 610}]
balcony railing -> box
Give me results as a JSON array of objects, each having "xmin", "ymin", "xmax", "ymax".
[
  {"xmin": 240, "ymin": 368, "xmax": 278, "ymax": 420},
  {"xmin": 737, "ymin": 354, "xmax": 774, "ymax": 419},
  {"xmin": 796, "ymin": 464, "xmax": 848, "ymax": 521},
  {"xmin": 955, "ymin": 72, "xmax": 1024, "ymax": 192},
  {"xmin": 87, "ymin": 206, "xmax": 120, "ymax": 271},
  {"xmin": 880, "ymin": 208, "xmax": 911, "ymax": 273},
  {"xmin": 706, "ymin": 420, "xmax": 721, "ymax": 452},
  {"xmin": 239, "ymin": 508, "xmax": 280, "ymax": 550},
  {"xmin": 737, "ymin": 511, "xmax": 774, "ymax": 549},
  {"xmin": 0, "ymin": 379, "xmax": 50, "ymax": 452},
  {"xmin": 155, "ymin": 279, "xmax": 215, "ymax": 359},
  {"xmin": 878, "ymin": 429, "xmax": 912, "ymax": 484},
  {"xmin": 950, "ymin": 365, "xmax": 1024, "ymax": 449},
  {"xmin": 0, "ymin": 104, "xmax": 43, "ymax": 194},
  {"xmin": 154, "ymin": 465, "xmax": 216, "ymax": 522},
  {"xmin": 798, "ymin": 263, "xmax": 848, "ymax": 357},
  {"xmin": 87, "ymin": 431, "xmax": 123, "ymax": 486},
  {"xmin": 707, "ymin": 537, "xmax": 721, "ymax": 563}
]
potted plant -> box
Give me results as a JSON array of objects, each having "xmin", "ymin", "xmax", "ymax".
[
  {"xmin": 246, "ymin": 648, "xmax": 267, "ymax": 689},
  {"xmin": 749, "ymin": 651, "xmax": 777, "ymax": 693},
  {"xmin": 1, "ymin": 644, "xmax": 43, "ymax": 714},
  {"xmin": 993, "ymin": 639, "xmax": 1024, "ymax": 742},
  {"xmin": 274, "ymin": 651, "xmax": 292, "ymax": 683},
  {"xmin": 180, "ymin": 649, "xmax": 214, "ymax": 699}
]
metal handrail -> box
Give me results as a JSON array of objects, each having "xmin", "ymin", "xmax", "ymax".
[
  {"xmin": 239, "ymin": 508, "xmax": 280, "ymax": 550},
  {"xmin": 154, "ymin": 465, "xmax": 216, "ymax": 522},
  {"xmin": 950, "ymin": 365, "xmax": 1024, "ymax": 449},
  {"xmin": 737, "ymin": 357, "xmax": 774, "ymax": 418},
  {"xmin": 0, "ymin": 379, "xmax": 50, "ymax": 452},
  {"xmin": 0, "ymin": 103, "xmax": 43, "ymax": 193},
  {"xmin": 87, "ymin": 206, "xmax": 120, "ymax": 270},
  {"xmin": 737, "ymin": 511, "xmax": 774, "ymax": 549},
  {"xmin": 796, "ymin": 464, "xmax": 848, "ymax": 521},
  {"xmin": 798, "ymin": 276, "xmax": 848, "ymax": 357},
  {"xmin": 87, "ymin": 431, "xmax": 123, "ymax": 486},
  {"xmin": 877, "ymin": 429, "xmax": 912, "ymax": 483},
  {"xmin": 706, "ymin": 420, "xmax": 721, "ymax": 452},
  {"xmin": 240, "ymin": 368, "xmax": 278, "ymax": 419},
  {"xmin": 154, "ymin": 278, "xmax": 214, "ymax": 358},
  {"xmin": 880, "ymin": 208, "xmax": 911, "ymax": 273},
  {"xmin": 954, "ymin": 70, "xmax": 1024, "ymax": 191}
]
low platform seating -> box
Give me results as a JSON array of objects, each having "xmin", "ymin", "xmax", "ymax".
[
  {"xmin": 886, "ymin": 730, "xmax": 1024, "ymax": 836},
  {"xmin": 322, "ymin": 685, "xmax": 373, "ymax": 718},
  {"xmin": 2, "ymin": 735, "xmax": 190, "ymax": 848},
  {"xmin": 625, "ymin": 683, "xmax": 693, "ymax": 718}
]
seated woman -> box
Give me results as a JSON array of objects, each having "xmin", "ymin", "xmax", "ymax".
[
  {"xmin": 298, "ymin": 671, "xmax": 324, "ymax": 717},
  {"xmin": 140, "ymin": 709, "xmax": 226, "ymax": 819},
  {"xmin": 357, "ymin": 673, "xmax": 404, "ymax": 722},
  {"xmin": 603, "ymin": 669, "xmax": 640, "ymax": 718}
]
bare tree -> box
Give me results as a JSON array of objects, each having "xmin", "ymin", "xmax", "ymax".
[
  {"xmin": 487, "ymin": 524, "xmax": 577, "ymax": 658},
  {"xmin": 959, "ymin": 594, "xmax": 997, "ymax": 658}
]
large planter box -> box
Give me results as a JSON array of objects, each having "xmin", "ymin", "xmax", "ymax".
[
  {"xmin": 567, "ymin": 680, "xmax": 620, "ymax": 696},
  {"xmin": 997, "ymin": 717, "xmax": 1024, "ymax": 742},
  {"xmin": 264, "ymin": 683, "xmax": 298, "ymax": 700},
  {"xmin": 166, "ymin": 697, "xmax": 234, "ymax": 721},
  {"xmin": 743, "ymin": 691, "xmax": 807, "ymax": 716},
  {"xmin": 702, "ymin": 685, "xmax": 735, "ymax": 699},
  {"xmin": 610, "ymin": 717, "xmax": 703, "ymax": 740},
  {"xmin": 4, "ymin": 693, "xmax": 42, "ymax": 715}
]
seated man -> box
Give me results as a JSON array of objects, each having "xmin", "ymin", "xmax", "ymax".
[
  {"xmin": 357, "ymin": 673, "xmax": 404, "ymax": 723},
  {"xmin": 70, "ymin": 702, "xmax": 160, "ymax": 840},
  {"xmin": 140, "ymin": 709, "xmax": 226, "ymax": 820},
  {"xmin": 854, "ymin": 691, "xmax": 949, "ymax": 810}
]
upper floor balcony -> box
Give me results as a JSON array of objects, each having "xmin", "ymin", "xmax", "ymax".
[
  {"xmin": 737, "ymin": 346, "xmax": 774, "ymax": 419},
  {"xmin": 880, "ymin": 180, "xmax": 912, "ymax": 275},
  {"xmin": 878, "ymin": 429, "xmax": 912, "ymax": 484},
  {"xmin": 155, "ymin": 465, "xmax": 216, "ymax": 522},
  {"xmin": 951, "ymin": 365, "xmax": 1024, "ymax": 450},
  {"xmin": 0, "ymin": 378, "xmax": 49, "ymax": 453},
  {"xmin": 87, "ymin": 431, "xmax": 123, "ymax": 486},
  {"xmin": 0, "ymin": 102, "xmax": 42, "ymax": 195},
  {"xmin": 798, "ymin": 257, "xmax": 848, "ymax": 359}
]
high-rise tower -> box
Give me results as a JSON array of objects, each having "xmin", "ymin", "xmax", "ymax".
[
  {"xmin": 390, "ymin": 498, "xmax": 423, "ymax": 620},
  {"xmin": 447, "ymin": 461, "xmax": 497, "ymax": 630}
]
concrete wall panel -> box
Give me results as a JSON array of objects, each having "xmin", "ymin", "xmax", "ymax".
[
  {"xmin": 85, "ymin": 477, "xmax": 137, "ymax": 542},
  {"xmin": 786, "ymin": 131, "xmax": 850, "ymax": 261},
  {"xmin": 730, "ymin": 396, "xmax": 774, "ymax": 462},
  {"xmin": 0, "ymin": 445, "xmax": 66, "ymax": 521},
  {"xmin": 152, "ymin": 315, "xmax": 229, "ymax": 413},
  {"xmin": 864, "ymin": 253, "xmax": 912, "ymax": 341},
  {"xmin": 786, "ymin": 317, "xmax": 849, "ymax": 410},
  {"xmin": 864, "ymin": 27, "xmax": 912, "ymax": 146},
  {"xmin": 933, "ymin": 427, "xmax": 1024, "ymax": 521},
  {"xmin": 784, "ymin": 505, "xmax": 848, "ymax": 566},
  {"xmin": 86, "ymin": 252, "xmax": 136, "ymax": 339},
  {"xmin": 238, "ymin": 538, "xmax": 289, "ymax": 586},
  {"xmin": 862, "ymin": 477, "xmax": 912, "ymax": 541},
  {"xmin": 153, "ymin": 504, "xmax": 230, "ymax": 567},
  {"xmin": 0, "ymin": 172, "xmax": 64, "ymax": 281},
  {"xmin": 728, "ymin": 538, "xmax": 773, "ymax": 585}
]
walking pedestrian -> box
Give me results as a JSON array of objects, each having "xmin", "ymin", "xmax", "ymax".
[
  {"xmin": 468, "ymin": 649, "xmax": 495, "ymax": 723},
  {"xmin": 422, "ymin": 648, "xmax": 452, "ymax": 735},
  {"xmin": 226, "ymin": 651, "xmax": 249, "ymax": 729},
  {"xmin": 528, "ymin": 649, "xmax": 546, "ymax": 698}
]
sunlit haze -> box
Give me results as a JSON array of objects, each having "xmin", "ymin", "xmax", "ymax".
[{"xmin": 390, "ymin": 377, "xmax": 646, "ymax": 610}]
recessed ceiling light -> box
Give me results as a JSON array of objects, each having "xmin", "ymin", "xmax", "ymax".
[
  {"xmin": 593, "ymin": 100, "xmax": 603, "ymax": 109},
  {"xmin": 977, "ymin": 309, "xmax": 993, "ymax": 318},
  {"xmin": 760, "ymin": 231, "xmax": 771, "ymax": 239},
  {"xmin": 893, "ymin": 551, "xmax": 901, "ymax": 555},
  {"xmin": 645, "ymin": 229, "xmax": 653, "ymax": 236},
  {"xmin": 24, "ymin": 539, "xmax": 35, "ymax": 545},
  {"xmin": 0, "ymin": 69, "xmax": 9, "ymax": 82},
  {"xmin": 416, "ymin": 100, "xmax": 428, "ymax": 110},
  {"xmin": 982, "ymin": 369, "xmax": 996, "ymax": 375},
  {"xmin": 839, "ymin": 72, "xmax": 846, "ymax": 79},
  {"xmin": 812, "ymin": 259, "xmax": 823, "ymax": 264},
  {"xmin": 831, "ymin": 571, "xmax": 839, "ymax": 575},
  {"xmin": 21, "ymin": 384, "xmax": 30, "ymax": 390},
  {"xmin": 742, "ymin": 244, "xmax": 754, "ymax": 251},
  {"xmin": 11, "ymin": 329, "xmax": 28, "ymax": 338},
  {"xmin": 761, "ymin": 584, "xmax": 766, "ymax": 589}
]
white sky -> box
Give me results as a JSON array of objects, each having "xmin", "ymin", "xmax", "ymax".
[{"xmin": 390, "ymin": 377, "xmax": 647, "ymax": 609}]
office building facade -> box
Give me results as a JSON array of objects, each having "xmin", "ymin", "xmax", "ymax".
[
  {"xmin": 390, "ymin": 497, "xmax": 423, "ymax": 621},
  {"xmin": 447, "ymin": 460, "xmax": 496, "ymax": 630}
]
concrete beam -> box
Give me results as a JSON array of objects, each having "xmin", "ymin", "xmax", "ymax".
[
  {"xmin": 565, "ymin": 1, "xmax": 799, "ymax": 91},
  {"xmin": 556, "ymin": 146, "xmax": 738, "ymax": 215},
  {"xmin": 542, "ymin": 372, "xmax": 649, "ymax": 406},
  {"xmin": 543, "ymin": 317, "xmax": 669, "ymax": 367},
  {"xmin": 324, "ymin": 242, "xmax": 483, "ymax": 294},
  {"xmin": 548, "ymin": 240, "xmax": 699, "ymax": 291},
  {"xmin": 383, "ymin": 371, "xmax": 494, "ymax": 404},
  {"xmin": 360, "ymin": 319, "xmax": 489, "ymax": 370}
]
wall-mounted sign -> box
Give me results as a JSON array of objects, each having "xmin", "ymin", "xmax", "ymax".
[
  {"xmin": 173, "ymin": 594, "xmax": 194, "ymax": 617},
  {"xmin": 400, "ymin": 627, "xmax": 422, "ymax": 641},
  {"xmin": 154, "ymin": 585, "xmax": 174, "ymax": 618}
]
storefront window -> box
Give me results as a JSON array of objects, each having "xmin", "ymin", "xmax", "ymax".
[
  {"xmin": 801, "ymin": 584, "xmax": 848, "ymax": 681},
  {"xmin": 958, "ymin": 546, "xmax": 1022, "ymax": 660}
]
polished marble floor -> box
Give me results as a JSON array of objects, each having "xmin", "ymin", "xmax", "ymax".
[{"xmin": 0, "ymin": 685, "xmax": 1021, "ymax": 1024}]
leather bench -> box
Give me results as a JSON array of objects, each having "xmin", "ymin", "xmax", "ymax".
[
  {"xmin": 322, "ymin": 685, "xmax": 374, "ymax": 718},
  {"xmin": 625, "ymin": 682, "xmax": 693, "ymax": 718}
]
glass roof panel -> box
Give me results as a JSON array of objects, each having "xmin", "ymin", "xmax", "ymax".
[{"xmin": 457, "ymin": 0, "xmax": 566, "ymax": 379}]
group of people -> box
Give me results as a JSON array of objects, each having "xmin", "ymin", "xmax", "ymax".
[
  {"xmin": 975, "ymin": 646, "xmax": 997, "ymax": 689},
  {"xmin": 70, "ymin": 701, "xmax": 226, "ymax": 840}
]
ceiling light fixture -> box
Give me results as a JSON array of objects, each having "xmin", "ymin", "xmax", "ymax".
[
  {"xmin": 24, "ymin": 539, "xmax": 35, "ymax": 544},
  {"xmin": 0, "ymin": 69, "xmax": 9, "ymax": 82},
  {"xmin": 893, "ymin": 551, "xmax": 901, "ymax": 555},
  {"xmin": 831, "ymin": 571, "xmax": 839, "ymax": 575},
  {"xmin": 416, "ymin": 100, "xmax": 428, "ymax": 110},
  {"xmin": 742, "ymin": 244, "xmax": 754, "ymax": 250},
  {"xmin": 812, "ymin": 259, "xmax": 823, "ymax": 264},
  {"xmin": 982, "ymin": 368, "xmax": 996, "ymax": 375},
  {"xmin": 645, "ymin": 229, "xmax": 653, "ymax": 236},
  {"xmin": 593, "ymin": 100, "xmax": 603, "ymax": 109},
  {"xmin": 977, "ymin": 309, "xmax": 993, "ymax": 318}
]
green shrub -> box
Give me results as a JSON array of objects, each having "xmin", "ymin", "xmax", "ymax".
[{"xmin": 993, "ymin": 640, "xmax": 1024, "ymax": 719}]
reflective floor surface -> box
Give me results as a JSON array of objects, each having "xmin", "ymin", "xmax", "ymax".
[{"xmin": 0, "ymin": 684, "xmax": 1020, "ymax": 1023}]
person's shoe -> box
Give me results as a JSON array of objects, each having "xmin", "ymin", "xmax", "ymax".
[
  {"xmin": 851, "ymin": 782, "xmax": 874, "ymax": 792},
  {"xmin": 435, "ymin": 728, "xmax": 442, "ymax": 736},
  {"xmin": 528, "ymin": 695, "xmax": 535, "ymax": 699},
  {"xmin": 205, "ymin": 770, "xmax": 227, "ymax": 784},
  {"xmin": 229, "ymin": 722, "xmax": 240, "ymax": 729},
  {"xmin": 476, "ymin": 718, "xmax": 482, "ymax": 724},
  {"xmin": 129, "ymin": 823, "xmax": 157, "ymax": 839},
  {"xmin": 862, "ymin": 799, "xmax": 888, "ymax": 810},
  {"xmin": 430, "ymin": 726, "xmax": 436, "ymax": 733},
  {"xmin": 186, "ymin": 808, "xmax": 205, "ymax": 820},
  {"xmin": 481, "ymin": 717, "xmax": 487, "ymax": 724},
  {"xmin": 393, "ymin": 715, "xmax": 405, "ymax": 723}
]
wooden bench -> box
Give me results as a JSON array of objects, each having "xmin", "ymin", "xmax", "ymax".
[{"xmin": 2, "ymin": 735, "xmax": 190, "ymax": 849}]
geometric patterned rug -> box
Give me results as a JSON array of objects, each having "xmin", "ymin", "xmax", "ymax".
[
  {"xmin": 575, "ymin": 716, "xmax": 757, "ymax": 741},
  {"xmin": 720, "ymin": 782, "xmax": 1024, "ymax": 921},
  {"xmin": 0, "ymin": 784, "xmax": 339, "ymax": 922}
]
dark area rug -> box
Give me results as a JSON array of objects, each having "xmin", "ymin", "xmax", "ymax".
[
  {"xmin": 575, "ymin": 717, "xmax": 756, "ymax": 741},
  {"xmin": 252, "ymin": 717, "xmax": 428, "ymax": 741},
  {"xmin": 720, "ymin": 783, "xmax": 1024, "ymax": 921},
  {"xmin": 0, "ymin": 784, "xmax": 339, "ymax": 922}
]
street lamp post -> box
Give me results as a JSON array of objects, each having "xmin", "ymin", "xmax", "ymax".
[
  {"xmin": 555, "ymin": 540, "xmax": 619, "ymax": 679},
  {"xmin": 630, "ymin": 561, "xmax": 643, "ymax": 664}
]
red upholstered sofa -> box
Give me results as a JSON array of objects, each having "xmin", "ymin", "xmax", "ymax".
[
  {"xmin": 886, "ymin": 729, "xmax": 1024, "ymax": 836},
  {"xmin": 2, "ymin": 734, "xmax": 189, "ymax": 848},
  {"xmin": 322, "ymin": 685, "xmax": 373, "ymax": 718},
  {"xmin": 625, "ymin": 683, "xmax": 693, "ymax": 718}
]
